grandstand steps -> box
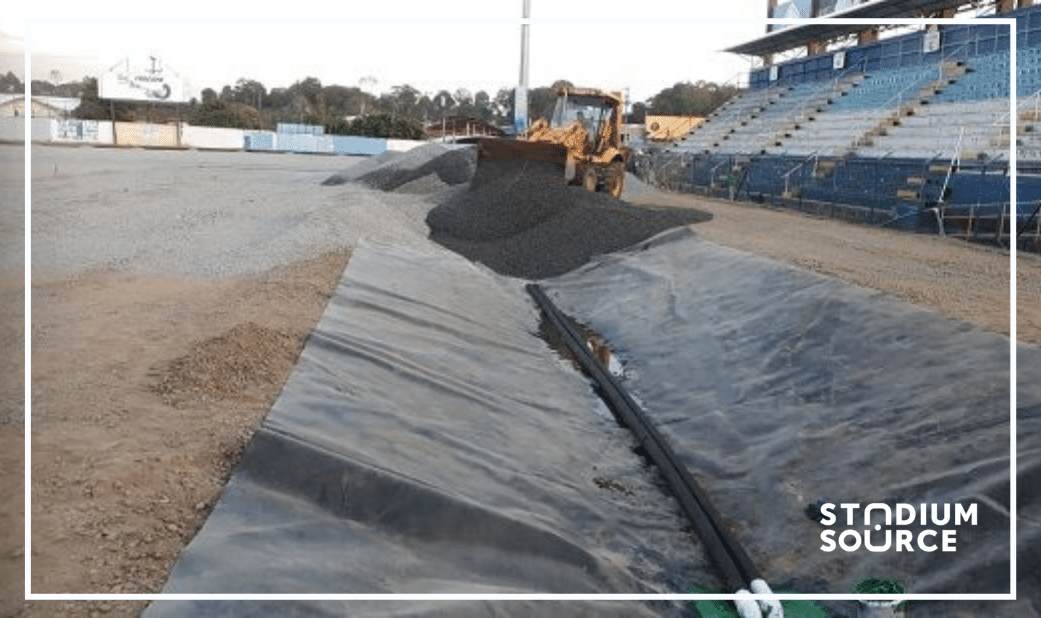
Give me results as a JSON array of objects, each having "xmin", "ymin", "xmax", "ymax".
[{"xmin": 770, "ymin": 74, "xmax": 866, "ymax": 155}]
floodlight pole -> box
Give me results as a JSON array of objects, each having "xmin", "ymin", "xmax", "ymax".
[{"xmin": 514, "ymin": 0, "xmax": 531, "ymax": 136}]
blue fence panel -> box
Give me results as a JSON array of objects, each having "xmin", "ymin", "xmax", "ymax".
[
  {"xmin": 330, "ymin": 135, "xmax": 387, "ymax": 156},
  {"xmin": 244, "ymin": 132, "xmax": 274, "ymax": 150},
  {"xmin": 276, "ymin": 123, "xmax": 325, "ymax": 135},
  {"xmin": 274, "ymin": 133, "xmax": 332, "ymax": 153}
]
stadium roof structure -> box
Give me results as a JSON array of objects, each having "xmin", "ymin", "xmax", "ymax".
[{"xmin": 725, "ymin": 0, "xmax": 986, "ymax": 57}]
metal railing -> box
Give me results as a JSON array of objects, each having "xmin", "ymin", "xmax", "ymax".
[{"xmin": 781, "ymin": 151, "xmax": 818, "ymax": 196}]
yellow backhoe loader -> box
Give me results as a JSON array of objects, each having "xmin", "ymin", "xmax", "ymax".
[{"xmin": 476, "ymin": 87, "xmax": 630, "ymax": 198}]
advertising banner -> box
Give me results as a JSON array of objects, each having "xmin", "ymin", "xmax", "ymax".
[{"xmin": 99, "ymin": 56, "xmax": 187, "ymax": 103}]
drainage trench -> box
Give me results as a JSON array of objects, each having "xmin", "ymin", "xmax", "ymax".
[{"xmin": 528, "ymin": 282, "xmax": 762, "ymax": 595}]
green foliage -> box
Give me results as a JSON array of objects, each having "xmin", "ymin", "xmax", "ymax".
[
  {"xmin": 188, "ymin": 97, "xmax": 262, "ymax": 129},
  {"xmin": 0, "ymin": 71, "xmax": 22, "ymax": 94},
  {"xmin": 627, "ymin": 101, "xmax": 648, "ymax": 124},
  {"xmin": 326, "ymin": 113, "xmax": 424, "ymax": 139},
  {"xmin": 73, "ymin": 77, "xmax": 133, "ymax": 121},
  {"xmin": 649, "ymin": 80, "xmax": 743, "ymax": 116}
]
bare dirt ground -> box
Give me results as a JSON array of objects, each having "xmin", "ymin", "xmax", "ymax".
[
  {"xmin": 2, "ymin": 145, "xmax": 1037, "ymax": 618},
  {"xmin": 9, "ymin": 250, "xmax": 348, "ymax": 617}
]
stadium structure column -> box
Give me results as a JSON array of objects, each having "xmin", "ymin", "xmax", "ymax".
[
  {"xmin": 765, "ymin": 0, "xmax": 779, "ymax": 32},
  {"xmin": 998, "ymin": 0, "xmax": 1033, "ymax": 11}
]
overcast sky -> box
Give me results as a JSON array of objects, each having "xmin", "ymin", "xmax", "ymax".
[{"xmin": 0, "ymin": 1, "xmax": 770, "ymax": 103}]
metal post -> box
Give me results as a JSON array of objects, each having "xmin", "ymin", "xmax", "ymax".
[
  {"xmin": 514, "ymin": 0, "xmax": 531, "ymax": 136},
  {"xmin": 110, "ymin": 99, "xmax": 117, "ymax": 145}
]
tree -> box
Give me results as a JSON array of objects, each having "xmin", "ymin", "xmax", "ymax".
[
  {"xmin": 286, "ymin": 77, "xmax": 323, "ymax": 118},
  {"xmin": 321, "ymin": 84, "xmax": 373, "ymax": 118},
  {"xmin": 73, "ymin": 77, "xmax": 133, "ymax": 121},
  {"xmin": 474, "ymin": 90, "xmax": 493, "ymax": 121},
  {"xmin": 648, "ymin": 80, "xmax": 742, "ymax": 117},
  {"xmin": 233, "ymin": 78, "xmax": 267, "ymax": 109},
  {"xmin": 327, "ymin": 112, "xmax": 424, "ymax": 139},
  {"xmin": 31, "ymin": 80, "xmax": 56, "ymax": 95},
  {"xmin": 432, "ymin": 89, "xmax": 455, "ymax": 115},
  {"xmin": 494, "ymin": 88, "xmax": 514, "ymax": 122},
  {"xmin": 627, "ymin": 101, "xmax": 648, "ymax": 124},
  {"xmin": 527, "ymin": 86, "xmax": 557, "ymax": 122},
  {"xmin": 0, "ymin": 71, "xmax": 23, "ymax": 94},
  {"xmin": 388, "ymin": 84, "xmax": 421, "ymax": 119},
  {"xmin": 188, "ymin": 97, "xmax": 263, "ymax": 129}
]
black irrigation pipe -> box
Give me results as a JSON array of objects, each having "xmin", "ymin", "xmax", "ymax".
[{"xmin": 527, "ymin": 283, "xmax": 761, "ymax": 594}]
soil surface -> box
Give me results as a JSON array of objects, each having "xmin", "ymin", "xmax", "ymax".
[{"xmin": 3, "ymin": 144, "xmax": 1036, "ymax": 618}]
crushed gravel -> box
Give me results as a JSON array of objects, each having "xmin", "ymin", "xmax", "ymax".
[
  {"xmin": 321, "ymin": 143, "xmax": 475, "ymax": 190},
  {"xmin": 425, "ymin": 155, "xmax": 712, "ymax": 279}
]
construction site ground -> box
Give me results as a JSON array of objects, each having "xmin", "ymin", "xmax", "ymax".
[{"xmin": 2, "ymin": 143, "xmax": 1038, "ymax": 617}]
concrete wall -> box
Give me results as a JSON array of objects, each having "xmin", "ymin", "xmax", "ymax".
[
  {"xmin": 386, "ymin": 139, "xmax": 426, "ymax": 152},
  {"xmin": 52, "ymin": 119, "xmax": 115, "ymax": 145},
  {"xmin": 0, "ymin": 117, "xmax": 54, "ymax": 142},
  {"xmin": 182, "ymin": 125, "xmax": 244, "ymax": 150},
  {"xmin": 114, "ymin": 122, "xmax": 179, "ymax": 148},
  {"xmin": 3, "ymin": 118, "xmax": 419, "ymax": 156},
  {"xmin": 0, "ymin": 117, "xmax": 22, "ymax": 141}
]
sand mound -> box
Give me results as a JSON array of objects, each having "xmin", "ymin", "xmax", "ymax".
[
  {"xmin": 426, "ymin": 158, "xmax": 712, "ymax": 280},
  {"xmin": 151, "ymin": 322, "xmax": 301, "ymax": 408}
]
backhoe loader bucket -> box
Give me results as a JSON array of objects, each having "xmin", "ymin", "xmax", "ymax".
[{"xmin": 475, "ymin": 138, "xmax": 575, "ymax": 180}]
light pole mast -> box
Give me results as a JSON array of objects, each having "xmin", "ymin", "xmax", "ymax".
[{"xmin": 514, "ymin": 0, "xmax": 530, "ymax": 136}]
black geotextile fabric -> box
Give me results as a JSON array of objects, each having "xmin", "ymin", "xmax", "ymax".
[
  {"xmin": 145, "ymin": 239, "xmax": 709, "ymax": 617},
  {"xmin": 147, "ymin": 229, "xmax": 1039, "ymax": 617},
  {"xmin": 542, "ymin": 228, "xmax": 1041, "ymax": 617}
]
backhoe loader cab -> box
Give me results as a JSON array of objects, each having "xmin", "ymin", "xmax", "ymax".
[
  {"xmin": 475, "ymin": 87, "xmax": 631, "ymax": 198},
  {"xmin": 550, "ymin": 93, "xmax": 613, "ymax": 145}
]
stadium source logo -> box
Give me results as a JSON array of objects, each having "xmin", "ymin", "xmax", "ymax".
[{"xmin": 819, "ymin": 503, "xmax": 977, "ymax": 553}]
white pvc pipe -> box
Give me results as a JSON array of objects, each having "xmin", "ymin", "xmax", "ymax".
[
  {"xmin": 751, "ymin": 578, "xmax": 784, "ymax": 617},
  {"xmin": 733, "ymin": 590, "xmax": 763, "ymax": 618}
]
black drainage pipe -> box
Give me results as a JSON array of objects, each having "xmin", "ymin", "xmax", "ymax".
[{"xmin": 527, "ymin": 283, "xmax": 760, "ymax": 593}]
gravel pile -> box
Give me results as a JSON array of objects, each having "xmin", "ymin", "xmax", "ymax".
[
  {"xmin": 321, "ymin": 143, "xmax": 475, "ymax": 191},
  {"xmin": 393, "ymin": 173, "xmax": 452, "ymax": 196},
  {"xmin": 426, "ymin": 157, "xmax": 712, "ymax": 279}
]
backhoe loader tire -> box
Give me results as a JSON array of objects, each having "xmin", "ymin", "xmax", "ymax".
[
  {"xmin": 605, "ymin": 161, "xmax": 625, "ymax": 198},
  {"xmin": 582, "ymin": 167, "xmax": 598, "ymax": 193}
]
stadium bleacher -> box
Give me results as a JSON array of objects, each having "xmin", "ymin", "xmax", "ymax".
[{"xmin": 640, "ymin": 6, "xmax": 1041, "ymax": 249}]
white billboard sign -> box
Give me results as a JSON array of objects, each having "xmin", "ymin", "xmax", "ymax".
[{"xmin": 100, "ymin": 56, "xmax": 187, "ymax": 103}]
